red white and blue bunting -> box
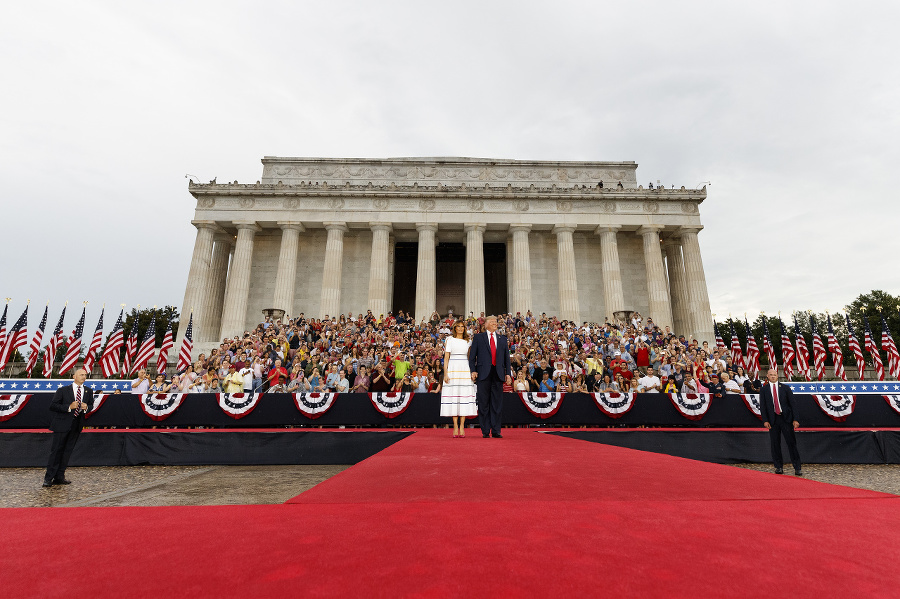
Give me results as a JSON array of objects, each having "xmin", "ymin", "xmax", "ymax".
[
  {"xmin": 140, "ymin": 393, "xmax": 187, "ymax": 421},
  {"xmin": 740, "ymin": 394, "xmax": 762, "ymax": 419},
  {"xmin": 812, "ymin": 395, "xmax": 856, "ymax": 422},
  {"xmin": 369, "ymin": 392, "xmax": 414, "ymax": 418},
  {"xmin": 293, "ymin": 392, "xmax": 337, "ymax": 419},
  {"xmin": 217, "ymin": 393, "xmax": 262, "ymax": 419},
  {"xmin": 883, "ymin": 395, "xmax": 900, "ymax": 415},
  {"xmin": 668, "ymin": 393, "xmax": 712, "ymax": 421},
  {"xmin": 591, "ymin": 392, "xmax": 635, "ymax": 418},
  {"xmin": 519, "ymin": 392, "xmax": 565, "ymax": 418},
  {"xmin": 85, "ymin": 392, "xmax": 111, "ymax": 419},
  {"xmin": 0, "ymin": 394, "xmax": 32, "ymax": 422}
]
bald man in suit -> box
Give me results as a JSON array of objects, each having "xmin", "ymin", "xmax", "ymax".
[{"xmin": 43, "ymin": 368, "xmax": 94, "ymax": 487}]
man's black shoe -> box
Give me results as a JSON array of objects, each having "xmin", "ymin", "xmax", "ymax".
[
  {"xmin": 795, "ymin": 470, "xmax": 803, "ymax": 476},
  {"xmin": 492, "ymin": 434, "xmax": 503, "ymax": 439},
  {"xmin": 483, "ymin": 434, "xmax": 490, "ymax": 438},
  {"xmin": 774, "ymin": 468, "xmax": 784, "ymax": 474},
  {"xmin": 42, "ymin": 480, "xmax": 53, "ymax": 488},
  {"xmin": 54, "ymin": 478, "xmax": 72, "ymax": 485}
]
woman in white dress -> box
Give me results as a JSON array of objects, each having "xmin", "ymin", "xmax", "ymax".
[{"xmin": 441, "ymin": 320, "xmax": 478, "ymax": 437}]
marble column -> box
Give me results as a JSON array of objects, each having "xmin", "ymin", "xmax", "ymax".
[
  {"xmin": 638, "ymin": 225, "xmax": 674, "ymax": 331},
  {"xmin": 595, "ymin": 225, "xmax": 625, "ymax": 320},
  {"xmin": 219, "ymin": 221, "xmax": 260, "ymax": 340},
  {"xmin": 201, "ymin": 233, "xmax": 233, "ymax": 343},
  {"xmin": 662, "ymin": 237, "xmax": 689, "ymax": 336},
  {"xmin": 509, "ymin": 225, "xmax": 532, "ymax": 316},
  {"xmin": 414, "ymin": 223, "xmax": 438, "ymax": 322},
  {"xmin": 367, "ymin": 222, "xmax": 392, "ymax": 318},
  {"xmin": 175, "ymin": 220, "xmax": 219, "ymax": 353},
  {"xmin": 320, "ymin": 221, "xmax": 348, "ymax": 319},
  {"xmin": 464, "ymin": 224, "xmax": 486, "ymax": 318},
  {"xmin": 553, "ymin": 225, "xmax": 580, "ymax": 323},
  {"xmin": 272, "ymin": 221, "xmax": 304, "ymax": 317},
  {"xmin": 679, "ymin": 225, "xmax": 715, "ymax": 345}
]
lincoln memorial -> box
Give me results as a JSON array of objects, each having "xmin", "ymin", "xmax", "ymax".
[{"xmin": 177, "ymin": 157, "xmax": 714, "ymax": 354}]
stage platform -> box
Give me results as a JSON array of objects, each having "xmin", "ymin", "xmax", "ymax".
[{"xmin": 3, "ymin": 426, "xmax": 900, "ymax": 467}]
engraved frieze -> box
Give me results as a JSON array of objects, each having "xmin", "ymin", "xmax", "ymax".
[{"xmin": 643, "ymin": 201, "xmax": 659, "ymax": 214}]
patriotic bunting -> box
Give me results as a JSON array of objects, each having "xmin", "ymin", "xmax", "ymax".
[
  {"xmin": 0, "ymin": 394, "xmax": 32, "ymax": 421},
  {"xmin": 24, "ymin": 306, "xmax": 48, "ymax": 377},
  {"xmin": 82, "ymin": 308, "xmax": 105, "ymax": 374},
  {"xmin": 668, "ymin": 393, "xmax": 712, "ymax": 420},
  {"xmin": 140, "ymin": 393, "xmax": 187, "ymax": 421},
  {"xmin": 883, "ymin": 395, "xmax": 900, "ymax": 415},
  {"xmin": 591, "ymin": 392, "xmax": 635, "ymax": 418},
  {"xmin": 292, "ymin": 392, "xmax": 338, "ymax": 419},
  {"xmin": 85, "ymin": 392, "xmax": 109, "ymax": 419},
  {"xmin": 739, "ymin": 394, "xmax": 762, "ymax": 419},
  {"xmin": 811, "ymin": 394, "xmax": 855, "ymax": 422},
  {"xmin": 217, "ymin": 392, "xmax": 262, "ymax": 419},
  {"xmin": 518, "ymin": 392, "xmax": 565, "ymax": 418},
  {"xmin": 369, "ymin": 392, "xmax": 414, "ymax": 418}
]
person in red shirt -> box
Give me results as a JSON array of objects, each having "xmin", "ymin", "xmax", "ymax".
[{"xmin": 267, "ymin": 359, "xmax": 288, "ymax": 390}]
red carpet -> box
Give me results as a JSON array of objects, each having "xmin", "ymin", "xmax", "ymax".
[{"xmin": 3, "ymin": 429, "xmax": 900, "ymax": 598}]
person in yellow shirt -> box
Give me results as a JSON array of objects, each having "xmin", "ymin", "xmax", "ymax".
[{"xmin": 223, "ymin": 365, "xmax": 245, "ymax": 393}]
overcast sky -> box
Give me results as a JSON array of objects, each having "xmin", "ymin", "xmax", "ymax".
[{"xmin": 2, "ymin": 0, "xmax": 898, "ymax": 330}]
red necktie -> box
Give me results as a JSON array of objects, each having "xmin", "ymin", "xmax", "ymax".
[
  {"xmin": 772, "ymin": 383, "xmax": 781, "ymax": 415},
  {"xmin": 490, "ymin": 333, "xmax": 496, "ymax": 366},
  {"xmin": 74, "ymin": 386, "xmax": 82, "ymax": 417}
]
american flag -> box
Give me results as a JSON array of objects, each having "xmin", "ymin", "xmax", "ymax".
[
  {"xmin": 100, "ymin": 309, "xmax": 125, "ymax": 378},
  {"xmin": 43, "ymin": 306, "xmax": 67, "ymax": 378},
  {"xmin": 24, "ymin": 305, "xmax": 48, "ymax": 377},
  {"xmin": 0, "ymin": 302, "xmax": 8, "ymax": 361},
  {"xmin": 81, "ymin": 308, "xmax": 105, "ymax": 374},
  {"xmin": 864, "ymin": 315, "xmax": 885, "ymax": 381},
  {"xmin": 761, "ymin": 318, "xmax": 778, "ymax": 371},
  {"xmin": 845, "ymin": 313, "xmax": 865, "ymax": 381},
  {"xmin": 882, "ymin": 314, "xmax": 900, "ymax": 379},
  {"xmin": 729, "ymin": 320, "xmax": 743, "ymax": 373},
  {"xmin": 826, "ymin": 314, "xmax": 846, "ymax": 381},
  {"xmin": 177, "ymin": 312, "xmax": 194, "ymax": 372},
  {"xmin": 59, "ymin": 307, "xmax": 86, "ymax": 375},
  {"xmin": 0, "ymin": 305, "xmax": 29, "ymax": 373},
  {"xmin": 713, "ymin": 320, "xmax": 726, "ymax": 350},
  {"xmin": 810, "ymin": 315, "xmax": 827, "ymax": 381},
  {"xmin": 744, "ymin": 317, "xmax": 760, "ymax": 379},
  {"xmin": 121, "ymin": 318, "xmax": 138, "ymax": 378},
  {"xmin": 779, "ymin": 317, "xmax": 795, "ymax": 381},
  {"xmin": 156, "ymin": 320, "xmax": 174, "ymax": 376},
  {"xmin": 793, "ymin": 315, "xmax": 811, "ymax": 381},
  {"xmin": 131, "ymin": 315, "xmax": 157, "ymax": 374}
]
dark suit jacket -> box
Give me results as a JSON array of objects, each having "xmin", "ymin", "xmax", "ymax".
[
  {"xmin": 48, "ymin": 384, "xmax": 95, "ymax": 433},
  {"xmin": 758, "ymin": 381, "xmax": 796, "ymax": 425},
  {"xmin": 468, "ymin": 331, "xmax": 513, "ymax": 382}
]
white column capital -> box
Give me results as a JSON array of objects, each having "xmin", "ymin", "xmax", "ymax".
[
  {"xmin": 677, "ymin": 225, "xmax": 704, "ymax": 236},
  {"xmin": 415, "ymin": 222, "xmax": 439, "ymax": 233},
  {"xmin": 277, "ymin": 221, "xmax": 305, "ymax": 232},
  {"xmin": 323, "ymin": 221, "xmax": 348, "ymax": 233},
  {"xmin": 552, "ymin": 225, "xmax": 577, "ymax": 235},
  {"xmin": 191, "ymin": 219, "xmax": 225, "ymax": 233},
  {"xmin": 637, "ymin": 224, "xmax": 665, "ymax": 236},
  {"xmin": 463, "ymin": 223, "xmax": 487, "ymax": 234},
  {"xmin": 233, "ymin": 220, "xmax": 261, "ymax": 232},
  {"xmin": 369, "ymin": 222, "xmax": 393, "ymax": 233},
  {"xmin": 508, "ymin": 224, "xmax": 532, "ymax": 234},
  {"xmin": 595, "ymin": 225, "xmax": 621, "ymax": 235}
]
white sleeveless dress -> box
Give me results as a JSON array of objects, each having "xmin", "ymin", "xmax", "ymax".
[{"xmin": 440, "ymin": 336, "xmax": 478, "ymax": 417}]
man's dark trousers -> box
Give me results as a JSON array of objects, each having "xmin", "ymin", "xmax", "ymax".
[
  {"xmin": 477, "ymin": 368, "xmax": 503, "ymax": 437},
  {"xmin": 45, "ymin": 425, "xmax": 81, "ymax": 484},
  {"xmin": 769, "ymin": 414, "xmax": 801, "ymax": 472}
]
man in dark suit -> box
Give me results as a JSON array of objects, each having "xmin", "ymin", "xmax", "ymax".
[
  {"xmin": 469, "ymin": 315, "xmax": 512, "ymax": 438},
  {"xmin": 43, "ymin": 367, "xmax": 94, "ymax": 487},
  {"xmin": 758, "ymin": 367, "xmax": 802, "ymax": 475}
]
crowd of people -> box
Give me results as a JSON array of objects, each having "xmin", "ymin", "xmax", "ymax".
[{"xmin": 133, "ymin": 308, "xmax": 763, "ymax": 400}]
